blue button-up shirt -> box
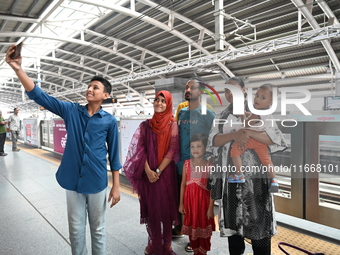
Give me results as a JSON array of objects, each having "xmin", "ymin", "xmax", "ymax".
[
  {"xmin": 177, "ymin": 106, "xmax": 215, "ymax": 174},
  {"xmin": 27, "ymin": 85, "xmax": 121, "ymax": 194}
]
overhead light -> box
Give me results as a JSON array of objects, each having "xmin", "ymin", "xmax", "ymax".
[
  {"xmin": 126, "ymin": 94, "xmax": 133, "ymax": 101},
  {"xmin": 125, "ymin": 82, "xmax": 133, "ymax": 101}
]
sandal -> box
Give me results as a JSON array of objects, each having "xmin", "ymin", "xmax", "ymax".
[
  {"xmin": 144, "ymin": 249, "xmax": 153, "ymax": 255},
  {"xmin": 228, "ymin": 173, "xmax": 245, "ymax": 183},
  {"xmin": 185, "ymin": 242, "xmax": 193, "ymax": 252},
  {"xmin": 172, "ymin": 228, "xmax": 184, "ymax": 238},
  {"xmin": 144, "ymin": 245, "xmax": 153, "ymax": 255}
]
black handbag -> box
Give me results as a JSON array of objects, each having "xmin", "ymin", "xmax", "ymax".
[{"xmin": 278, "ymin": 242, "xmax": 325, "ymax": 255}]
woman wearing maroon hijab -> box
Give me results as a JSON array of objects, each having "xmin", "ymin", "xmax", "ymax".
[{"xmin": 124, "ymin": 90, "xmax": 180, "ymax": 255}]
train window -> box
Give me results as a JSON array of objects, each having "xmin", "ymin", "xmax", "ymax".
[
  {"xmin": 318, "ymin": 135, "xmax": 340, "ymax": 209},
  {"xmin": 272, "ymin": 133, "xmax": 292, "ymax": 198}
]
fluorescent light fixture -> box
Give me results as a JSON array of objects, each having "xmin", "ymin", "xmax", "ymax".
[{"xmin": 126, "ymin": 94, "xmax": 133, "ymax": 101}]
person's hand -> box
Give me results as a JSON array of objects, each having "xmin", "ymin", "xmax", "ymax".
[
  {"xmin": 179, "ymin": 204, "xmax": 186, "ymax": 214},
  {"xmin": 146, "ymin": 169, "xmax": 159, "ymax": 183},
  {"xmin": 207, "ymin": 156, "xmax": 215, "ymax": 165},
  {"xmin": 234, "ymin": 129, "xmax": 249, "ymax": 150},
  {"xmin": 108, "ymin": 186, "xmax": 120, "ymax": 208},
  {"xmin": 6, "ymin": 45, "xmax": 22, "ymax": 72},
  {"xmin": 206, "ymin": 206, "xmax": 214, "ymax": 220},
  {"xmin": 236, "ymin": 112, "xmax": 246, "ymax": 120}
]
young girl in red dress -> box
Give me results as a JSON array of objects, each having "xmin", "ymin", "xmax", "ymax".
[{"xmin": 179, "ymin": 133, "xmax": 215, "ymax": 255}]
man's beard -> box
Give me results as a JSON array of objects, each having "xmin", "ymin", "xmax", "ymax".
[{"xmin": 185, "ymin": 93, "xmax": 191, "ymax": 101}]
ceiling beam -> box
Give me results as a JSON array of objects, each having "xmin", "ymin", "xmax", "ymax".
[
  {"xmin": 72, "ymin": 0, "xmax": 235, "ymax": 77},
  {"xmin": 291, "ymin": 0, "xmax": 340, "ymax": 72},
  {"xmin": 2, "ymin": 67, "xmax": 151, "ymax": 109},
  {"xmin": 55, "ymin": 49, "xmax": 131, "ymax": 73},
  {"xmin": 84, "ymin": 29, "xmax": 174, "ymax": 65},
  {"xmin": 138, "ymin": 0, "xmax": 235, "ymax": 50},
  {"xmin": 316, "ymin": 0, "xmax": 340, "ymax": 25},
  {"xmin": 245, "ymin": 74, "xmax": 333, "ymax": 87},
  {"xmin": 100, "ymin": 25, "xmax": 340, "ymax": 84},
  {"xmin": 0, "ymin": 32, "xmax": 152, "ymax": 70},
  {"xmin": 0, "ymin": 15, "xmax": 39, "ymax": 23}
]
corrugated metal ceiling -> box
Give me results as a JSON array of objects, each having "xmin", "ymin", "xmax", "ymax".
[{"xmin": 0, "ymin": 0, "xmax": 339, "ymax": 110}]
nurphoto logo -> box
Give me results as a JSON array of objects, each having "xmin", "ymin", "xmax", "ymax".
[{"xmin": 200, "ymin": 85, "xmax": 312, "ymax": 128}]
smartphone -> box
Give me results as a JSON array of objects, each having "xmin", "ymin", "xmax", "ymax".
[{"xmin": 10, "ymin": 42, "xmax": 23, "ymax": 59}]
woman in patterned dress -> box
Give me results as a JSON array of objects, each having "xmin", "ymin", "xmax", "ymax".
[{"xmin": 207, "ymin": 77, "xmax": 287, "ymax": 255}]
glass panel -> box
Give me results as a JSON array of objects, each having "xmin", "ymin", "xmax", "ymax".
[
  {"xmin": 272, "ymin": 133, "xmax": 292, "ymax": 198},
  {"xmin": 42, "ymin": 122, "xmax": 48, "ymax": 143},
  {"xmin": 318, "ymin": 135, "xmax": 340, "ymax": 209},
  {"xmin": 49, "ymin": 121, "xmax": 54, "ymax": 146}
]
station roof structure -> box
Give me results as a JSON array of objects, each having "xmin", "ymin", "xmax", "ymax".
[{"xmin": 0, "ymin": 0, "xmax": 339, "ymax": 110}]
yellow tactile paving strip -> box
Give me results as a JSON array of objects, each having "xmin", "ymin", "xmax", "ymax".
[
  {"xmin": 14, "ymin": 142, "xmax": 340, "ymax": 255},
  {"xmin": 8, "ymin": 141, "xmax": 62, "ymax": 165}
]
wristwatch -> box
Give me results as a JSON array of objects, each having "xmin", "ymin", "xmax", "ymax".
[{"xmin": 156, "ymin": 168, "xmax": 161, "ymax": 174}]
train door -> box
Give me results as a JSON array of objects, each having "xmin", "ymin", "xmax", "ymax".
[
  {"xmin": 272, "ymin": 122, "xmax": 304, "ymax": 218},
  {"xmin": 305, "ymin": 122, "xmax": 340, "ymax": 229}
]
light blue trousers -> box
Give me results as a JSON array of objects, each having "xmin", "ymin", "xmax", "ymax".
[{"xmin": 66, "ymin": 189, "xmax": 107, "ymax": 255}]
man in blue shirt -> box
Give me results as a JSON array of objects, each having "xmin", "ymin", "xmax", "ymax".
[
  {"xmin": 6, "ymin": 45, "xmax": 121, "ymax": 255},
  {"xmin": 174, "ymin": 77, "xmax": 215, "ymax": 251},
  {"xmin": 177, "ymin": 77, "xmax": 215, "ymax": 174}
]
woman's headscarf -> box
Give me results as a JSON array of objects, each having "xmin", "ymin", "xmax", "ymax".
[{"xmin": 149, "ymin": 90, "xmax": 175, "ymax": 165}]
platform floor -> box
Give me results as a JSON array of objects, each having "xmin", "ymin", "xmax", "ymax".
[{"xmin": 0, "ymin": 141, "xmax": 339, "ymax": 255}]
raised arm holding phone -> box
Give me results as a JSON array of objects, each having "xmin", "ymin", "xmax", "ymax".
[{"xmin": 6, "ymin": 44, "xmax": 122, "ymax": 255}]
